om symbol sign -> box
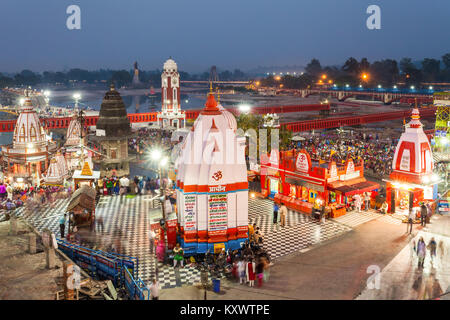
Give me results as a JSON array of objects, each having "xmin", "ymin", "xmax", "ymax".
[{"xmin": 212, "ymin": 171, "xmax": 223, "ymax": 181}]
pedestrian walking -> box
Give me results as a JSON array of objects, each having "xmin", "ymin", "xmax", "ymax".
[
  {"xmin": 273, "ymin": 202, "xmax": 279, "ymax": 224},
  {"xmin": 238, "ymin": 258, "xmax": 246, "ymax": 284},
  {"xmin": 149, "ymin": 227, "xmax": 156, "ymax": 254},
  {"xmin": 354, "ymin": 194, "xmax": 362, "ymax": 212},
  {"xmin": 416, "ymin": 237, "xmax": 426, "ymax": 268},
  {"xmin": 420, "ymin": 203, "xmax": 427, "ymax": 227},
  {"xmin": 364, "ymin": 192, "xmax": 371, "ymax": 211},
  {"xmin": 59, "ymin": 213, "xmax": 67, "ymax": 239},
  {"xmin": 427, "ymin": 237, "xmax": 437, "ymax": 264},
  {"xmin": 256, "ymin": 258, "xmax": 264, "ymax": 287},
  {"xmin": 148, "ymin": 279, "xmax": 160, "ymax": 300},
  {"xmin": 279, "ymin": 202, "xmax": 288, "ymax": 227},
  {"xmin": 246, "ymin": 258, "xmax": 256, "ymax": 287},
  {"xmin": 407, "ymin": 209, "xmax": 415, "ymax": 234},
  {"xmin": 96, "ymin": 216, "xmax": 104, "ymax": 233}
]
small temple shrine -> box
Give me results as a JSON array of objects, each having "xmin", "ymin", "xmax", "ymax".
[
  {"xmin": 157, "ymin": 58, "xmax": 186, "ymax": 129},
  {"xmin": 260, "ymin": 148, "xmax": 379, "ymax": 217},
  {"xmin": 43, "ymin": 153, "xmax": 70, "ymax": 185},
  {"xmin": 175, "ymin": 92, "xmax": 248, "ymax": 254},
  {"xmin": 64, "ymin": 112, "xmax": 86, "ymax": 170},
  {"xmin": 2, "ymin": 92, "xmax": 57, "ymax": 184},
  {"xmin": 385, "ymin": 108, "xmax": 438, "ymax": 213},
  {"xmin": 91, "ymin": 84, "xmax": 134, "ymax": 177},
  {"xmin": 73, "ymin": 161, "xmax": 100, "ymax": 190}
]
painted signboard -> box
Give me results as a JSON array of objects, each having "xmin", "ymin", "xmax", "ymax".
[{"xmin": 208, "ymin": 193, "xmax": 228, "ymax": 234}]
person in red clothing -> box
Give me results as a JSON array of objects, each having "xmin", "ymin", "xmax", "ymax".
[{"xmin": 246, "ymin": 258, "xmax": 256, "ymax": 287}]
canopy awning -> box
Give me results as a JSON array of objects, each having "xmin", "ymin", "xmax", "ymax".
[
  {"xmin": 331, "ymin": 181, "xmax": 380, "ymax": 197},
  {"xmin": 285, "ymin": 176, "xmax": 325, "ymax": 193}
]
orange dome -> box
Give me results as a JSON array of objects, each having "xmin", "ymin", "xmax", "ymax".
[{"xmin": 201, "ymin": 93, "xmax": 221, "ymax": 115}]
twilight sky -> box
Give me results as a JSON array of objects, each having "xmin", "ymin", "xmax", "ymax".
[{"xmin": 0, "ymin": 0, "xmax": 449, "ymax": 73}]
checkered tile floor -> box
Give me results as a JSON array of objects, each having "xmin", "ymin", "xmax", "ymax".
[
  {"xmin": 12, "ymin": 195, "xmax": 354, "ymax": 289},
  {"xmin": 332, "ymin": 210, "xmax": 383, "ymax": 228},
  {"xmin": 248, "ymin": 198, "xmax": 352, "ymax": 261},
  {"xmin": 332, "ymin": 209, "xmax": 407, "ymax": 227}
]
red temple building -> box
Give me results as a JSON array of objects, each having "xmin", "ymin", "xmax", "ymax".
[
  {"xmin": 260, "ymin": 149, "xmax": 379, "ymax": 217},
  {"xmin": 385, "ymin": 108, "xmax": 439, "ymax": 213}
]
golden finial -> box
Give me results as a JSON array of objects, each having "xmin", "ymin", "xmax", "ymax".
[
  {"xmin": 217, "ymin": 86, "xmax": 221, "ymax": 104},
  {"xmin": 209, "ymin": 81, "xmax": 213, "ymax": 94}
]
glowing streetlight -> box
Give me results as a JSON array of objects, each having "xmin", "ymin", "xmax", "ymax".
[
  {"xmin": 361, "ymin": 73, "xmax": 369, "ymax": 81},
  {"xmin": 393, "ymin": 85, "xmax": 397, "ymax": 89},
  {"xmin": 160, "ymin": 157, "xmax": 169, "ymax": 167},
  {"xmin": 19, "ymin": 98, "xmax": 25, "ymax": 106},
  {"xmin": 321, "ymin": 74, "xmax": 327, "ymax": 80},
  {"xmin": 410, "ymin": 86, "xmax": 415, "ymax": 90},
  {"xmin": 378, "ymin": 84, "xmax": 382, "ymax": 89},
  {"xmin": 73, "ymin": 93, "xmax": 82, "ymax": 109},
  {"xmin": 345, "ymin": 84, "xmax": 349, "ymax": 88},
  {"xmin": 239, "ymin": 104, "xmax": 251, "ymax": 113},
  {"xmin": 429, "ymin": 86, "xmax": 433, "ymax": 90},
  {"xmin": 151, "ymin": 149, "xmax": 162, "ymax": 161}
]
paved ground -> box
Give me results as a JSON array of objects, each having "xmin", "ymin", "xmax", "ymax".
[
  {"xmin": 10, "ymin": 193, "xmax": 449, "ymax": 299},
  {"xmin": 0, "ymin": 219, "xmax": 64, "ymax": 300},
  {"xmin": 11, "ymin": 195, "xmax": 353, "ymax": 290},
  {"xmin": 357, "ymin": 215, "xmax": 450, "ymax": 300},
  {"xmin": 159, "ymin": 211, "xmax": 432, "ymax": 300}
]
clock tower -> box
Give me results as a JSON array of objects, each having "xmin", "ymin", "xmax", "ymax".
[{"xmin": 157, "ymin": 58, "xmax": 186, "ymax": 129}]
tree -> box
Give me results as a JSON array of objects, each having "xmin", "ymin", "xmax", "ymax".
[
  {"xmin": 421, "ymin": 58, "xmax": 440, "ymax": 81},
  {"xmin": 0, "ymin": 73, "xmax": 13, "ymax": 88},
  {"xmin": 442, "ymin": 53, "xmax": 450, "ymax": 70},
  {"xmin": 110, "ymin": 70, "xmax": 132, "ymax": 87},
  {"xmin": 14, "ymin": 70, "xmax": 41, "ymax": 86},
  {"xmin": 370, "ymin": 59, "xmax": 399, "ymax": 86},
  {"xmin": 359, "ymin": 58, "xmax": 370, "ymax": 73},
  {"xmin": 342, "ymin": 57, "xmax": 359, "ymax": 75},
  {"xmin": 305, "ymin": 59, "xmax": 322, "ymax": 77}
]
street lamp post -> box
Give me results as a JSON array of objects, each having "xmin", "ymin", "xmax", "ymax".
[
  {"xmin": 151, "ymin": 149, "xmax": 169, "ymax": 226},
  {"xmin": 73, "ymin": 93, "xmax": 81, "ymax": 110}
]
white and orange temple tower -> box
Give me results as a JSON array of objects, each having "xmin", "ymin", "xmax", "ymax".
[
  {"xmin": 157, "ymin": 58, "xmax": 186, "ymax": 129},
  {"xmin": 175, "ymin": 92, "xmax": 248, "ymax": 254},
  {"xmin": 385, "ymin": 108, "xmax": 439, "ymax": 213},
  {"xmin": 2, "ymin": 92, "xmax": 56, "ymax": 183}
]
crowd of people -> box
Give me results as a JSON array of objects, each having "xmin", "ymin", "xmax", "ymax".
[
  {"xmin": 0, "ymin": 181, "xmax": 69, "ymax": 216},
  {"xmin": 289, "ymin": 130, "xmax": 399, "ymax": 178},
  {"xmin": 129, "ymin": 128, "xmax": 172, "ymax": 157},
  {"xmin": 96, "ymin": 175, "xmax": 169, "ymax": 196}
]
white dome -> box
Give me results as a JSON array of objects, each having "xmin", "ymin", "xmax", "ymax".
[
  {"xmin": 163, "ymin": 58, "xmax": 178, "ymax": 71},
  {"xmin": 13, "ymin": 97, "xmax": 47, "ymax": 148},
  {"xmin": 65, "ymin": 115, "xmax": 82, "ymax": 146},
  {"xmin": 217, "ymin": 104, "xmax": 237, "ymax": 131}
]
